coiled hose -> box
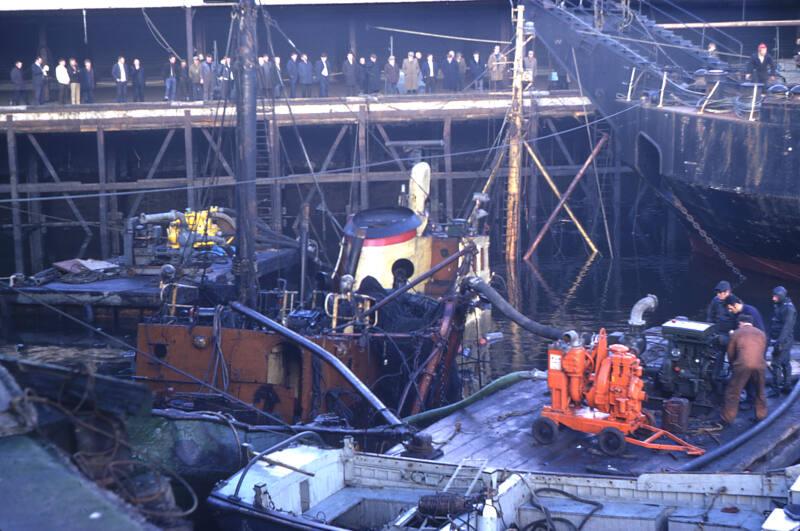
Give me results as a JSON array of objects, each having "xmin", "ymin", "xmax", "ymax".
[{"xmin": 463, "ymin": 276, "xmax": 564, "ymax": 341}]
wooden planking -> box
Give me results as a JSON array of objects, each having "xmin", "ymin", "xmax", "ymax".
[{"xmin": 0, "ymin": 92, "xmax": 592, "ymax": 133}]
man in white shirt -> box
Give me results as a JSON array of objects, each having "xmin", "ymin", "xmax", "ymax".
[
  {"xmin": 55, "ymin": 58, "xmax": 69, "ymax": 104},
  {"xmin": 112, "ymin": 56, "xmax": 128, "ymax": 103},
  {"xmin": 315, "ymin": 53, "xmax": 330, "ymax": 97}
]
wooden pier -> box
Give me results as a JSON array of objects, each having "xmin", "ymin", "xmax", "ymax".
[{"xmin": 0, "ymin": 90, "xmax": 594, "ymax": 274}]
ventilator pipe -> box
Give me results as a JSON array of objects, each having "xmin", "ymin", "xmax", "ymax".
[
  {"xmin": 403, "ymin": 370, "xmax": 547, "ymax": 426},
  {"xmin": 678, "ymin": 376, "xmax": 800, "ymax": 471},
  {"xmin": 138, "ymin": 210, "xmax": 185, "ymax": 225},
  {"xmin": 231, "ymin": 302, "xmax": 405, "ymax": 428},
  {"xmin": 628, "ymin": 294, "xmax": 659, "ymax": 327},
  {"xmin": 463, "ymin": 276, "xmax": 565, "ymax": 341}
]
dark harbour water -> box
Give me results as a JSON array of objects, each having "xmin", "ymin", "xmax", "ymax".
[{"xmin": 485, "ymin": 249, "xmax": 800, "ymax": 378}]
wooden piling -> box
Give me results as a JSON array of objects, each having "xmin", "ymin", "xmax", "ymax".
[{"xmin": 5, "ymin": 118, "xmax": 24, "ymax": 273}]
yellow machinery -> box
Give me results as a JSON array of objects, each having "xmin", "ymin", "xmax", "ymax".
[{"xmin": 166, "ymin": 207, "xmax": 234, "ymax": 250}]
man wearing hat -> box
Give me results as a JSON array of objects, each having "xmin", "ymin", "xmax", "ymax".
[
  {"xmin": 769, "ymin": 286, "xmax": 796, "ymax": 395},
  {"xmin": 707, "ymin": 280, "xmax": 736, "ymax": 335},
  {"xmin": 746, "ymin": 43, "xmax": 776, "ymax": 85}
]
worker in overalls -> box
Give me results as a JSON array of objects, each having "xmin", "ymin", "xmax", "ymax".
[
  {"xmin": 722, "ymin": 314, "xmax": 768, "ymax": 425},
  {"xmin": 769, "ymin": 286, "xmax": 796, "ymax": 396}
]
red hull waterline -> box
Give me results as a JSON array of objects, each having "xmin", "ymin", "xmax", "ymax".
[{"xmin": 689, "ymin": 237, "xmax": 800, "ymax": 282}]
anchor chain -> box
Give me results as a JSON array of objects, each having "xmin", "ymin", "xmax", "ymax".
[{"xmin": 671, "ymin": 196, "xmax": 746, "ymax": 283}]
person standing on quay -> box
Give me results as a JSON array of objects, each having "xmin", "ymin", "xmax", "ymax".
[
  {"xmin": 81, "ymin": 59, "xmax": 95, "ymax": 103},
  {"xmin": 112, "ymin": 56, "xmax": 129, "ymax": 103},
  {"xmin": 55, "ymin": 58, "xmax": 70, "ymax": 104},
  {"xmin": 10, "ymin": 61, "xmax": 25, "ymax": 105}
]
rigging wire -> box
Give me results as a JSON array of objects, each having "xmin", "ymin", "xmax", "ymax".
[
  {"xmin": 260, "ymin": 9, "xmax": 343, "ymax": 236},
  {"xmin": 141, "ymin": 8, "xmax": 183, "ymax": 61}
]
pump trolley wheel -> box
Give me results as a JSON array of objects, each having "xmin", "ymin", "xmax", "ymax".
[
  {"xmin": 532, "ymin": 417, "xmax": 558, "ymax": 445},
  {"xmin": 598, "ymin": 427, "xmax": 626, "ymax": 456}
]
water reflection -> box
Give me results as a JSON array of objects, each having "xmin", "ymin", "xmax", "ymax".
[{"xmin": 487, "ymin": 250, "xmax": 800, "ymax": 378}]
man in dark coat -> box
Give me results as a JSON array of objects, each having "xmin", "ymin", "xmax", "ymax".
[
  {"xmin": 111, "ymin": 56, "xmax": 128, "ymax": 103},
  {"xmin": 442, "ymin": 51, "xmax": 460, "ymax": 92},
  {"xmin": 162, "ymin": 55, "xmax": 178, "ymax": 101},
  {"xmin": 708, "ymin": 280, "xmax": 736, "ymax": 333},
  {"xmin": 217, "ymin": 56, "xmax": 234, "ymax": 101},
  {"xmin": 178, "ymin": 60, "xmax": 190, "ymax": 101},
  {"xmin": 272, "ymin": 56, "xmax": 283, "ymax": 98},
  {"xmin": 367, "ymin": 54, "xmax": 381, "ymax": 94},
  {"xmin": 769, "ymin": 286, "xmax": 796, "ymax": 395},
  {"xmin": 298, "ymin": 53, "xmax": 313, "ymax": 98},
  {"xmin": 286, "ymin": 52, "xmax": 299, "ymax": 98},
  {"xmin": 726, "ymin": 295, "xmax": 766, "ymax": 333},
  {"xmin": 131, "ymin": 58, "xmax": 145, "ymax": 102},
  {"xmin": 422, "ymin": 53, "xmax": 437, "ymax": 94},
  {"xmin": 357, "ymin": 57, "xmax": 368, "ymax": 94},
  {"xmin": 383, "ymin": 56, "xmax": 399, "ymax": 94},
  {"xmin": 708, "ymin": 280, "xmax": 736, "ymax": 384},
  {"xmin": 81, "ymin": 59, "xmax": 96, "ymax": 103},
  {"xmin": 342, "ymin": 52, "xmax": 358, "ymax": 96},
  {"xmin": 31, "ymin": 57, "xmax": 47, "ymax": 105},
  {"xmin": 10, "ymin": 61, "xmax": 24, "ymax": 105},
  {"xmin": 722, "ymin": 314, "xmax": 768, "ymax": 424},
  {"xmin": 258, "ymin": 55, "xmax": 270, "ymax": 98},
  {"xmin": 467, "ymin": 51, "xmax": 484, "ymax": 91},
  {"xmin": 746, "ymin": 43, "xmax": 776, "ymax": 85},
  {"xmin": 201, "ymin": 55, "xmax": 215, "ymax": 101},
  {"xmin": 315, "ymin": 53, "xmax": 331, "ymax": 97}
]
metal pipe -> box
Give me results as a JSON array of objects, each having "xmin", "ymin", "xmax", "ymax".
[
  {"xmin": 628, "ymin": 294, "xmax": 658, "ymax": 327},
  {"xmin": 231, "ymin": 431, "xmax": 324, "ymax": 499},
  {"xmin": 299, "ymin": 203, "xmax": 310, "ymax": 308},
  {"xmin": 230, "ymin": 302, "xmax": 405, "ymax": 427},
  {"xmin": 524, "ymin": 134, "xmax": 609, "ymax": 261},
  {"xmin": 658, "ymin": 72, "xmax": 667, "ymax": 108},
  {"xmin": 658, "ymin": 19, "xmax": 800, "ymax": 29},
  {"xmin": 343, "ymin": 227, "xmax": 366, "ymax": 278},
  {"xmin": 410, "ymin": 299, "xmax": 456, "ymax": 415}
]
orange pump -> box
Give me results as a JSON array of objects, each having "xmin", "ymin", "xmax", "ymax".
[{"xmin": 533, "ymin": 329, "xmax": 704, "ymax": 456}]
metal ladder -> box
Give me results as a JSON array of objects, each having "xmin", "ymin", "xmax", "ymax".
[{"xmin": 255, "ymin": 121, "xmax": 273, "ymax": 223}]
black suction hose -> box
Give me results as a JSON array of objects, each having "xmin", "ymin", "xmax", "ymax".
[
  {"xmin": 464, "ymin": 276, "xmax": 564, "ymax": 341},
  {"xmin": 678, "ymin": 376, "xmax": 800, "ymax": 471},
  {"xmin": 230, "ymin": 302, "xmax": 405, "ymax": 428}
]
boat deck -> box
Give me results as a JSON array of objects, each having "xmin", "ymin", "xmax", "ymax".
[{"xmin": 390, "ymin": 370, "xmax": 800, "ymax": 475}]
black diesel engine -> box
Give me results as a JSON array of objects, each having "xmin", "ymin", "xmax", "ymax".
[{"xmin": 656, "ymin": 318, "xmax": 722, "ymax": 404}]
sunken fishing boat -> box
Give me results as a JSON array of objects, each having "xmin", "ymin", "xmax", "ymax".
[{"xmin": 525, "ymin": 0, "xmax": 800, "ymax": 280}]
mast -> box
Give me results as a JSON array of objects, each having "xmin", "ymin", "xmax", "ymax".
[
  {"xmin": 235, "ymin": 0, "xmax": 259, "ymax": 307},
  {"xmin": 504, "ymin": 5, "xmax": 526, "ymax": 269}
]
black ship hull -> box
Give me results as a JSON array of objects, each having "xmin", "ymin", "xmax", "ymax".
[{"xmin": 527, "ymin": 1, "xmax": 800, "ymax": 278}]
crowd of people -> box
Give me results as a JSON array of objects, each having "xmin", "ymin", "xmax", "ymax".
[
  {"xmin": 706, "ymin": 280, "xmax": 796, "ymax": 426},
  {"xmin": 8, "ymin": 44, "xmax": 538, "ymax": 105}
]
